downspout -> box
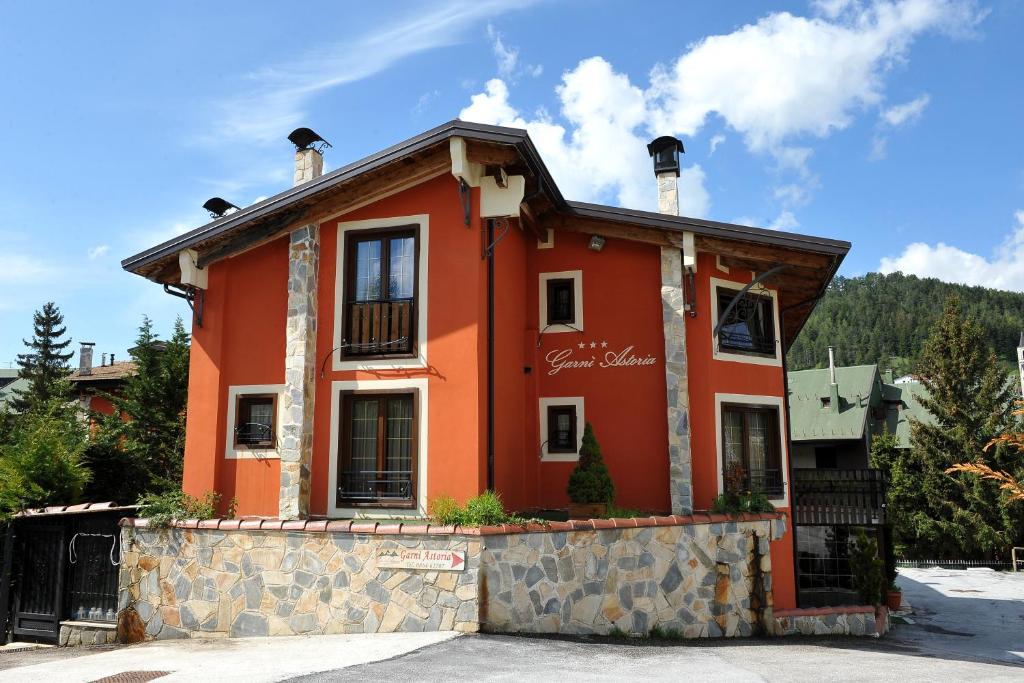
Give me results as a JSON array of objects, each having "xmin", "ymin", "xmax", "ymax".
[{"xmin": 486, "ymin": 218, "xmax": 496, "ymax": 491}]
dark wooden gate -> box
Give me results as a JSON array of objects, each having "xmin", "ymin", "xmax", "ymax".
[{"xmin": 11, "ymin": 518, "xmax": 66, "ymax": 642}]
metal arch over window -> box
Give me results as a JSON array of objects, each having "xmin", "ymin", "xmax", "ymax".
[
  {"xmin": 716, "ymin": 287, "xmax": 776, "ymax": 356},
  {"xmin": 342, "ymin": 226, "xmax": 418, "ymax": 358}
]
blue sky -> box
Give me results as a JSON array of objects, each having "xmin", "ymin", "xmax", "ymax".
[{"xmin": 1, "ymin": 0, "xmax": 1022, "ymax": 365}]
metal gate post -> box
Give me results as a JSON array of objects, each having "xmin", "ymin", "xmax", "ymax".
[{"xmin": 0, "ymin": 523, "xmax": 13, "ymax": 644}]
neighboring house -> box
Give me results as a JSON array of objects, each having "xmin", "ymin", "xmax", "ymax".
[
  {"xmin": 68, "ymin": 342, "xmax": 136, "ymax": 421},
  {"xmin": 786, "ymin": 350, "xmax": 930, "ymax": 606},
  {"xmin": 0, "ymin": 369, "xmax": 29, "ymax": 412},
  {"xmin": 121, "ymin": 120, "xmax": 850, "ymax": 610}
]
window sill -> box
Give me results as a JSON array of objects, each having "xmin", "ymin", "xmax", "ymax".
[
  {"xmin": 713, "ymin": 348, "xmax": 782, "ymax": 367},
  {"xmin": 540, "ymin": 452, "xmax": 580, "ymax": 463}
]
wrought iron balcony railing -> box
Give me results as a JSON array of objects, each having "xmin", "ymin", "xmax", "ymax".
[
  {"xmin": 730, "ymin": 468, "xmax": 785, "ymax": 498},
  {"xmin": 337, "ymin": 468, "xmax": 414, "ymax": 507},
  {"xmin": 793, "ymin": 468, "xmax": 888, "ymax": 525},
  {"xmin": 344, "ymin": 298, "xmax": 414, "ymax": 356}
]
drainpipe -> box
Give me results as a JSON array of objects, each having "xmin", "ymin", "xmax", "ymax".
[{"xmin": 486, "ymin": 218, "xmax": 496, "ymax": 491}]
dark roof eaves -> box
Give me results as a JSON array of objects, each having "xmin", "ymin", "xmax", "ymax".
[
  {"xmin": 121, "ymin": 120, "xmax": 535, "ymax": 274},
  {"xmin": 566, "ymin": 201, "xmax": 851, "ymax": 256}
]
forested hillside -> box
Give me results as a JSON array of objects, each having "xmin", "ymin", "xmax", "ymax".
[{"xmin": 787, "ymin": 272, "xmax": 1024, "ymax": 373}]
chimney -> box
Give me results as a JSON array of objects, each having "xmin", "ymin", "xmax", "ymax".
[
  {"xmin": 110, "ymin": 353, "xmax": 115, "ymax": 365},
  {"xmin": 79, "ymin": 342, "xmax": 95, "ymax": 376},
  {"xmin": 828, "ymin": 346, "xmax": 840, "ymax": 413},
  {"xmin": 288, "ymin": 127, "xmax": 329, "ymax": 187},
  {"xmin": 647, "ymin": 136, "xmax": 685, "ymax": 215},
  {"xmin": 101, "ymin": 353, "xmax": 107, "ymax": 367}
]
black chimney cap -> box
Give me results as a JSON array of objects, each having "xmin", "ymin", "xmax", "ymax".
[
  {"xmin": 647, "ymin": 136, "xmax": 685, "ymax": 177},
  {"xmin": 202, "ymin": 197, "xmax": 240, "ymax": 218},
  {"xmin": 288, "ymin": 127, "xmax": 332, "ymax": 152}
]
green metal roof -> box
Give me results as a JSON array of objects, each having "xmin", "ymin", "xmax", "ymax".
[
  {"xmin": 788, "ymin": 364, "xmax": 932, "ymax": 448},
  {"xmin": 0, "ymin": 371, "xmax": 29, "ymax": 411},
  {"xmin": 787, "ymin": 365, "xmax": 878, "ymax": 441}
]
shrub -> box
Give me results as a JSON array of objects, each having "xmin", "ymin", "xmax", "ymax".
[
  {"xmin": 0, "ymin": 399, "xmax": 91, "ymax": 517},
  {"xmin": 850, "ymin": 528, "xmax": 885, "ymax": 606},
  {"xmin": 137, "ymin": 489, "xmax": 224, "ymax": 528},
  {"xmin": 710, "ymin": 491, "xmax": 775, "ymax": 515},
  {"xmin": 566, "ymin": 423, "xmax": 614, "ymax": 504},
  {"xmin": 428, "ymin": 491, "xmax": 527, "ymax": 526}
]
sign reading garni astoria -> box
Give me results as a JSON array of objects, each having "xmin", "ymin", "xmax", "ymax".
[
  {"xmin": 376, "ymin": 548, "xmax": 466, "ymax": 571},
  {"xmin": 545, "ymin": 342, "xmax": 658, "ymax": 376}
]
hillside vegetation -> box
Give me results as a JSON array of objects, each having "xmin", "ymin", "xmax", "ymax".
[{"xmin": 787, "ymin": 272, "xmax": 1024, "ymax": 374}]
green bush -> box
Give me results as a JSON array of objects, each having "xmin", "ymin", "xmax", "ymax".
[
  {"xmin": 566, "ymin": 423, "xmax": 614, "ymax": 504},
  {"xmin": 137, "ymin": 489, "xmax": 225, "ymax": 528},
  {"xmin": 428, "ymin": 491, "xmax": 526, "ymax": 526},
  {"xmin": 710, "ymin": 491, "xmax": 775, "ymax": 515},
  {"xmin": 0, "ymin": 399, "xmax": 91, "ymax": 517},
  {"xmin": 850, "ymin": 528, "xmax": 885, "ymax": 606}
]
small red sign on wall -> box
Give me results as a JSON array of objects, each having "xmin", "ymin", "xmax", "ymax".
[{"xmin": 376, "ymin": 548, "xmax": 466, "ymax": 571}]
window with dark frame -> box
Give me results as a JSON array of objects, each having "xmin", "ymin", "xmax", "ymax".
[
  {"xmin": 546, "ymin": 278, "xmax": 576, "ymax": 326},
  {"xmin": 716, "ymin": 286, "xmax": 776, "ymax": 356},
  {"xmin": 342, "ymin": 227, "xmax": 418, "ymax": 358},
  {"xmin": 337, "ymin": 391, "xmax": 417, "ymax": 508},
  {"xmin": 547, "ymin": 404, "xmax": 577, "ymax": 453},
  {"xmin": 234, "ymin": 394, "xmax": 276, "ymax": 448},
  {"xmin": 721, "ymin": 404, "xmax": 784, "ymax": 497}
]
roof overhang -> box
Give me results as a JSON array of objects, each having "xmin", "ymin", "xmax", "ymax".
[{"xmin": 122, "ymin": 120, "xmax": 849, "ymax": 348}]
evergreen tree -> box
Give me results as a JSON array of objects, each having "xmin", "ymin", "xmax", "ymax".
[
  {"xmin": 889, "ymin": 296, "xmax": 1024, "ymax": 559},
  {"xmin": 12, "ymin": 302, "xmax": 73, "ymax": 412},
  {"xmin": 85, "ymin": 316, "xmax": 190, "ymax": 501},
  {"xmin": 566, "ymin": 423, "xmax": 615, "ymax": 504}
]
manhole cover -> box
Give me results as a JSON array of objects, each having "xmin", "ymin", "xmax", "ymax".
[{"xmin": 89, "ymin": 672, "xmax": 170, "ymax": 683}]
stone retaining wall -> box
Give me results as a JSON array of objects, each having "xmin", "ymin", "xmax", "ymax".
[
  {"xmin": 482, "ymin": 518, "xmax": 780, "ymax": 637},
  {"xmin": 118, "ymin": 514, "xmax": 794, "ymax": 642},
  {"xmin": 59, "ymin": 620, "xmax": 118, "ymax": 646},
  {"xmin": 772, "ymin": 606, "xmax": 889, "ymax": 637}
]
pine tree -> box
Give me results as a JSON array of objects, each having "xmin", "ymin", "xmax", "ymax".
[
  {"xmin": 86, "ymin": 316, "xmax": 190, "ymax": 501},
  {"xmin": 566, "ymin": 423, "xmax": 615, "ymax": 504},
  {"xmin": 890, "ymin": 296, "xmax": 1024, "ymax": 559},
  {"xmin": 12, "ymin": 302, "xmax": 73, "ymax": 412}
]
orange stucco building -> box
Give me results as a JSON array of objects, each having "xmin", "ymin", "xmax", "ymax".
[{"xmin": 123, "ymin": 122, "xmax": 848, "ymax": 609}]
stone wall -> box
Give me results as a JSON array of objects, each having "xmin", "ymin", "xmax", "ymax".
[
  {"xmin": 118, "ymin": 523, "xmax": 481, "ymax": 640},
  {"xmin": 482, "ymin": 518, "xmax": 779, "ymax": 638},
  {"xmin": 60, "ymin": 620, "xmax": 118, "ymax": 646},
  {"xmin": 773, "ymin": 606, "xmax": 889, "ymax": 637}
]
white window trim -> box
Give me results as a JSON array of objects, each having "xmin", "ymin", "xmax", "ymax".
[
  {"xmin": 714, "ymin": 393, "xmax": 790, "ymax": 507},
  {"xmin": 539, "ymin": 270, "xmax": 584, "ymax": 334},
  {"xmin": 225, "ymin": 384, "xmax": 285, "ymax": 460},
  {"xmin": 709, "ymin": 276, "xmax": 782, "ymax": 367},
  {"xmin": 537, "ymin": 228, "xmax": 555, "ymax": 249},
  {"xmin": 539, "ymin": 396, "xmax": 585, "ymax": 462},
  {"xmin": 327, "ymin": 378, "xmax": 429, "ymax": 518},
  {"xmin": 332, "ymin": 214, "xmax": 429, "ymax": 371}
]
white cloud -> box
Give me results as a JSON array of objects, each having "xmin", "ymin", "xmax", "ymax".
[
  {"xmin": 462, "ymin": 1, "xmax": 980, "ymax": 220},
  {"xmin": 879, "ymin": 211, "xmax": 1024, "ymax": 290},
  {"xmin": 487, "ymin": 24, "xmax": 518, "ymax": 78},
  {"xmin": 769, "ymin": 210, "xmax": 800, "ymax": 231},
  {"xmin": 648, "ymin": 1, "xmax": 982, "ymax": 157},
  {"xmin": 460, "ymin": 66, "xmax": 710, "ymax": 216},
  {"xmin": 413, "ymin": 89, "xmax": 441, "ymax": 115},
  {"xmin": 0, "ymin": 254, "xmax": 52, "ymax": 285},
  {"xmin": 210, "ymin": 1, "xmax": 532, "ymax": 145},
  {"xmin": 87, "ymin": 245, "xmax": 110, "ymax": 260},
  {"xmin": 881, "ymin": 94, "xmax": 931, "ymax": 126},
  {"xmin": 708, "ymin": 134, "xmax": 726, "ymax": 155}
]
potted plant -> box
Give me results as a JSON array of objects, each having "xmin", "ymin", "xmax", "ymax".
[
  {"xmin": 885, "ymin": 581, "xmax": 903, "ymax": 611},
  {"xmin": 566, "ymin": 423, "xmax": 614, "ymax": 519}
]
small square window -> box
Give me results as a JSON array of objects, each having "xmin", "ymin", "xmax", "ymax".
[
  {"xmin": 716, "ymin": 287, "xmax": 776, "ymax": 356},
  {"xmin": 547, "ymin": 405, "xmax": 577, "ymax": 453},
  {"xmin": 235, "ymin": 395, "xmax": 276, "ymax": 448},
  {"xmin": 546, "ymin": 279, "xmax": 575, "ymax": 326}
]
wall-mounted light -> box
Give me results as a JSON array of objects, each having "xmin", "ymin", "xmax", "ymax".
[{"xmin": 588, "ymin": 235, "xmax": 606, "ymax": 252}]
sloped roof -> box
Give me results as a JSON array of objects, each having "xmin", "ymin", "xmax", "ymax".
[
  {"xmin": 884, "ymin": 380, "xmax": 931, "ymax": 448},
  {"xmin": 69, "ymin": 361, "xmax": 137, "ymax": 383},
  {"xmin": 787, "ymin": 365, "xmax": 879, "ymax": 441},
  {"xmin": 0, "ymin": 374, "xmax": 29, "ymax": 410}
]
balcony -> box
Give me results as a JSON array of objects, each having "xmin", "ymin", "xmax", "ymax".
[
  {"xmin": 746, "ymin": 468, "xmax": 785, "ymax": 498},
  {"xmin": 344, "ymin": 298, "xmax": 414, "ymax": 356},
  {"xmin": 793, "ymin": 468, "xmax": 887, "ymax": 525},
  {"xmin": 336, "ymin": 468, "xmax": 414, "ymax": 508}
]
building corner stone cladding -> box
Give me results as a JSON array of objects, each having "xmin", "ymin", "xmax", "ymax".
[
  {"xmin": 661, "ymin": 246, "xmax": 693, "ymax": 515},
  {"xmin": 279, "ymin": 148, "xmax": 322, "ymax": 520},
  {"xmin": 117, "ymin": 515, "xmax": 837, "ymax": 641}
]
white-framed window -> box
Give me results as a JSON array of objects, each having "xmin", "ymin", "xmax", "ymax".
[
  {"xmin": 332, "ymin": 214, "xmax": 429, "ymax": 372},
  {"xmin": 539, "ymin": 270, "xmax": 583, "ymax": 334},
  {"xmin": 714, "ymin": 393, "xmax": 789, "ymax": 506},
  {"xmin": 537, "ymin": 228, "xmax": 555, "ymax": 249},
  {"xmin": 539, "ymin": 396, "xmax": 585, "ymax": 462},
  {"xmin": 225, "ymin": 384, "xmax": 285, "ymax": 460},
  {"xmin": 709, "ymin": 276, "xmax": 782, "ymax": 367},
  {"xmin": 327, "ymin": 378, "xmax": 429, "ymax": 518}
]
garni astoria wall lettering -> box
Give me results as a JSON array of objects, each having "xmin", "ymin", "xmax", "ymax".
[{"xmin": 545, "ymin": 341, "xmax": 658, "ymax": 376}]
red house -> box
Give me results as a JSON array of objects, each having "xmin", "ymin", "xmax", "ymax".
[{"xmin": 122, "ymin": 121, "xmax": 848, "ymax": 610}]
